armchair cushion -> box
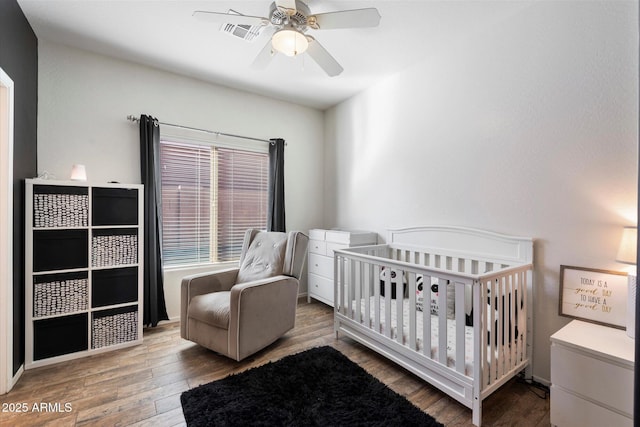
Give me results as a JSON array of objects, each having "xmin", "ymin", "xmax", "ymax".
[
  {"xmin": 188, "ymin": 291, "xmax": 231, "ymax": 329},
  {"xmin": 237, "ymin": 231, "xmax": 287, "ymax": 283}
]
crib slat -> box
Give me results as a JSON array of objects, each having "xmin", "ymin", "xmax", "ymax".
[
  {"xmin": 455, "ymin": 281, "xmax": 466, "ymax": 374},
  {"xmin": 408, "ymin": 273, "xmax": 417, "ymax": 350},
  {"xmin": 487, "ymin": 279, "xmax": 493, "ymax": 383},
  {"xmin": 487, "ymin": 278, "xmax": 493, "ymax": 383},
  {"xmin": 384, "ymin": 271, "xmax": 392, "ymax": 339},
  {"xmin": 515, "ymin": 271, "xmax": 521, "ymax": 361},
  {"xmin": 438, "ymin": 277, "xmax": 447, "ymax": 366},
  {"xmin": 496, "ymin": 276, "xmax": 504, "ymax": 379},
  {"xmin": 354, "ymin": 260, "xmax": 361, "ymax": 323},
  {"xmin": 374, "ymin": 265, "xmax": 381, "ymax": 333},
  {"xmin": 423, "ymin": 252, "xmax": 430, "ymax": 267},
  {"xmin": 336, "ymin": 255, "xmax": 344, "ymax": 315},
  {"xmin": 343, "ymin": 257, "xmax": 349, "ymax": 314},
  {"xmin": 491, "ymin": 279, "xmax": 499, "ymax": 382},
  {"xmin": 520, "ymin": 270, "xmax": 527, "ymax": 362},
  {"xmin": 396, "ymin": 275, "xmax": 404, "ymax": 345},
  {"xmin": 423, "ymin": 275, "xmax": 431, "ymax": 357},
  {"xmin": 347, "ymin": 259, "xmax": 355, "ymax": 320},
  {"xmin": 510, "ymin": 273, "xmax": 517, "ymax": 369},
  {"xmin": 506, "ymin": 274, "xmax": 511, "ymax": 370},
  {"xmin": 364, "ymin": 263, "xmax": 371, "ymax": 328},
  {"xmin": 477, "ymin": 280, "xmax": 487, "ymax": 388},
  {"xmin": 344, "ymin": 257, "xmax": 350, "ymax": 316}
]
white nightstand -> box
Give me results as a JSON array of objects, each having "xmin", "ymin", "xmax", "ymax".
[{"xmin": 550, "ymin": 320, "xmax": 634, "ymax": 427}]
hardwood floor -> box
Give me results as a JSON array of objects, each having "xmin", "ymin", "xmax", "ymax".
[{"xmin": 0, "ymin": 300, "xmax": 550, "ymax": 426}]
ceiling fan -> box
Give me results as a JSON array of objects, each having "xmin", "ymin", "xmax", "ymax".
[{"xmin": 193, "ymin": 0, "xmax": 381, "ymax": 77}]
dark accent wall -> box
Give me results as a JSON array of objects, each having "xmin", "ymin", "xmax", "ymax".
[{"xmin": 0, "ymin": 0, "xmax": 38, "ymax": 375}]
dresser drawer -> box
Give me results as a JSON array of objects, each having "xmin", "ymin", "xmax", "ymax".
[
  {"xmin": 551, "ymin": 343, "xmax": 633, "ymax": 415},
  {"xmin": 308, "ymin": 253, "xmax": 333, "ymax": 278},
  {"xmin": 308, "ymin": 273, "xmax": 334, "ymax": 306},
  {"xmin": 550, "ymin": 385, "xmax": 632, "ymax": 427},
  {"xmin": 309, "ymin": 239, "xmax": 327, "ymax": 256}
]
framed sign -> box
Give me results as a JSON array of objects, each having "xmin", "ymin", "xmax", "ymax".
[{"xmin": 559, "ymin": 265, "xmax": 628, "ymax": 329}]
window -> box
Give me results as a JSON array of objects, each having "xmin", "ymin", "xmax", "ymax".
[{"xmin": 159, "ymin": 138, "xmax": 268, "ymax": 266}]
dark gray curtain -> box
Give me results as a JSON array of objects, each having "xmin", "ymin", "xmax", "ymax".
[
  {"xmin": 268, "ymin": 138, "xmax": 286, "ymax": 232},
  {"xmin": 140, "ymin": 115, "xmax": 169, "ymax": 327}
]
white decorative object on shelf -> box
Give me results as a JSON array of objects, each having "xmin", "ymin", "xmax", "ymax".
[{"xmin": 70, "ymin": 164, "xmax": 87, "ymax": 181}]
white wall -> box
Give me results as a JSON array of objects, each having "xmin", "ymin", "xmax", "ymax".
[
  {"xmin": 37, "ymin": 40, "xmax": 325, "ymax": 319},
  {"xmin": 324, "ymin": 1, "xmax": 638, "ymax": 382}
]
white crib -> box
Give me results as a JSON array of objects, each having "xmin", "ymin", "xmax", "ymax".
[{"xmin": 333, "ymin": 226, "xmax": 533, "ymax": 426}]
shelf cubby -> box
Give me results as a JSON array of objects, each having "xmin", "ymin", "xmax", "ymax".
[{"xmin": 92, "ymin": 267, "xmax": 138, "ymax": 308}]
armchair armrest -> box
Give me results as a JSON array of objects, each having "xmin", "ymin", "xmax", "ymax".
[
  {"xmin": 228, "ymin": 275, "xmax": 299, "ymax": 360},
  {"xmin": 182, "ymin": 268, "xmax": 239, "ymax": 299},
  {"xmin": 180, "ymin": 267, "xmax": 239, "ymax": 338}
]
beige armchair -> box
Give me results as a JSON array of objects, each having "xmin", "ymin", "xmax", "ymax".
[{"xmin": 180, "ymin": 229, "xmax": 309, "ymax": 361}]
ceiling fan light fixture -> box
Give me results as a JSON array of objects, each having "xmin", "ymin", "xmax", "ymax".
[{"xmin": 271, "ymin": 28, "xmax": 308, "ymax": 57}]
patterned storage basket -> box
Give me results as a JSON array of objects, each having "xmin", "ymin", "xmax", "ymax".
[
  {"xmin": 33, "ymin": 277, "xmax": 88, "ymax": 317},
  {"xmin": 92, "ymin": 309, "xmax": 138, "ymax": 349},
  {"xmin": 92, "ymin": 233, "xmax": 138, "ymax": 267},
  {"xmin": 34, "ymin": 193, "xmax": 89, "ymax": 228}
]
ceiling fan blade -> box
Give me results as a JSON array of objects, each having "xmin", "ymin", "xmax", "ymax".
[
  {"xmin": 193, "ymin": 10, "xmax": 268, "ymax": 27},
  {"xmin": 306, "ymin": 37, "xmax": 343, "ymax": 77},
  {"xmin": 252, "ymin": 35, "xmax": 276, "ymax": 70},
  {"xmin": 275, "ymin": 0, "xmax": 297, "ymax": 15},
  {"xmin": 309, "ymin": 8, "xmax": 381, "ymax": 30}
]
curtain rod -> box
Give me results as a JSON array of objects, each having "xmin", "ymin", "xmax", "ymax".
[{"xmin": 126, "ymin": 115, "xmax": 277, "ymax": 145}]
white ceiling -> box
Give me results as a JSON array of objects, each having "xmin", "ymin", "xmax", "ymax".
[{"xmin": 17, "ymin": 0, "xmax": 530, "ymax": 110}]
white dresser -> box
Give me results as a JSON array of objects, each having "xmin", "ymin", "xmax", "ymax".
[
  {"xmin": 550, "ymin": 320, "xmax": 634, "ymax": 427},
  {"xmin": 308, "ymin": 229, "xmax": 377, "ymax": 307}
]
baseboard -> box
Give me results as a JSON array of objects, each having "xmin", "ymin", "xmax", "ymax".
[
  {"xmin": 532, "ymin": 375, "xmax": 550, "ymax": 387},
  {"xmin": 10, "ymin": 364, "xmax": 23, "ymax": 390}
]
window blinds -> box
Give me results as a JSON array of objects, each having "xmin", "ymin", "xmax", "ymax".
[
  {"xmin": 215, "ymin": 148, "xmax": 269, "ymax": 261},
  {"xmin": 159, "ymin": 140, "xmax": 268, "ymax": 266}
]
